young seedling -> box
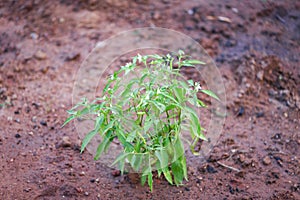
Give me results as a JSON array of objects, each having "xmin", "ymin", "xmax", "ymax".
[{"xmin": 63, "ymin": 51, "xmax": 219, "ymax": 191}]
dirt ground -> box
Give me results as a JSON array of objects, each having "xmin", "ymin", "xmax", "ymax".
[{"xmin": 0, "ymin": 0, "xmax": 299, "ymax": 199}]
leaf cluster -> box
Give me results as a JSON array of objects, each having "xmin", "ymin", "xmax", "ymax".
[{"xmin": 63, "ymin": 51, "xmax": 219, "ymax": 191}]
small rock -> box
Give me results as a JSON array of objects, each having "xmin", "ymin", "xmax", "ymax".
[
  {"xmin": 263, "ymin": 156, "xmax": 271, "ymax": 165},
  {"xmin": 274, "ymin": 156, "xmax": 283, "ymax": 167},
  {"xmin": 256, "ymin": 111, "xmax": 264, "ymax": 118},
  {"xmin": 257, "ymin": 70, "xmax": 264, "ymax": 80},
  {"xmin": 62, "ymin": 136, "xmax": 72, "ymax": 147},
  {"xmin": 12, "ymin": 94, "xmax": 17, "ymax": 100},
  {"xmin": 232, "ymin": 8, "xmax": 238, "ymax": 13},
  {"xmin": 218, "ymin": 16, "xmax": 232, "ymax": 23},
  {"xmin": 224, "ymin": 39, "xmax": 237, "ymax": 47},
  {"xmin": 40, "ymin": 66, "xmax": 49, "ymax": 74},
  {"xmin": 30, "ymin": 32, "xmax": 38, "ymax": 40},
  {"xmin": 237, "ymin": 106, "xmax": 244, "ymax": 116},
  {"xmin": 187, "ymin": 9, "xmax": 194, "ymax": 15},
  {"xmin": 238, "ymin": 154, "xmax": 245, "ymax": 163},
  {"xmin": 79, "ymin": 171, "xmax": 85, "ymax": 176},
  {"xmin": 65, "ymin": 53, "xmax": 80, "ymax": 62},
  {"xmin": 40, "ymin": 120, "xmax": 47, "ymax": 126},
  {"xmin": 84, "ymin": 192, "xmax": 89, "ymax": 196},
  {"xmin": 152, "ymin": 11, "xmax": 161, "ymax": 20},
  {"xmin": 111, "ymin": 170, "xmax": 121, "ymax": 177},
  {"xmin": 59, "ymin": 17, "xmax": 65, "ymax": 23},
  {"xmin": 90, "ymin": 179, "xmax": 95, "ymax": 183},
  {"xmin": 15, "ymin": 133, "xmax": 21, "ymax": 138},
  {"xmin": 24, "ymin": 188, "xmax": 31, "ymax": 192},
  {"xmin": 31, "ymin": 116, "xmax": 37, "ymax": 123},
  {"xmin": 273, "ymin": 133, "xmax": 282, "ymax": 140},
  {"xmin": 34, "ymin": 50, "xmax": 47, "ymax": 60},
  {"xmin": 207, "ymin": 165, "xmax": 217, "ymax": 173}
]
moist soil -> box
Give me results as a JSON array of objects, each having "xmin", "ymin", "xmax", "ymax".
[{"xmin": 0, "ymin": 0, "xmax": 299, "ymax": 199}]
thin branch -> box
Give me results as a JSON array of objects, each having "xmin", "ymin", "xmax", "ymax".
[{"xmin": 216, "ymin": 161, "xmax": 241, "ymax": 173}]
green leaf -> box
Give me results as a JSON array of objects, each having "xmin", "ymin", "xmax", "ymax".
[
  {"xmin": 185, "ymin": 59, "xmax": 206, "ymax": 65},
  {"xmin": 178, "ymin": 80, "xmax": 189, "ymax": 90},
  {"xmin": 115, "ymin": 129, "xmax": 134, "ymax": 151},
  {"xmin": 148, "ymin": 172, "xmax": 153, "ymax": 191},
  {"xmin": 184, "ymin": 107, "xmax": 207, "ymax": 141},
  {"xmin": 171, "ymin": 160, "xmax": 184, "ymax": 186},
  {"xmin": 61, "ymin": 115, "xmax": 76, "ymax": 127},
  {"xmin": 197, "ymin": 99, "xmax": 206, "ymax": 107},
  {"xmin": 173, "ymin": 136, "xmax": 184, "ymax": 162},
  {"xmin": 101, "ymin": 119, "xmax": 115, "ymax": 135},
  {"xmin": 187, "ymin": 79, "xmax": 194, "ymax": 86},
  {"xmin": 111, "ymin": 152, "xmax": 131, "ymax": 167},
  {"xmin": 132, "ymin": 154, "xmax": 143, "ymax": 172},
  {"xmin": 155, "ymin": 148, "xmax": 169, "ymax": 169},
  {"xmin": 144, "ymin": 118, "xmax": 153, "ymax": 133},
  {"xmin": 200, "ymin": 89, "xmax": 220, "ymax": 101},
  {"xmin": 149, "ymin": 100, "xmax": 166, "ymax": 113},
  {"xmin": 81, "ymin": 129, "xmax": 98, "ymax": 153},
  {"xmin": 94, "ymin": 130, "xmax": 113, "ymax": 160},
  {"xmin": 141, "ymin": 174, "xmax": 147, "ymax": 186},
  {"xmin": 158, "ymin": 92, "xmax": 179, "ymax": 104},
  {"xmin": 181, "ymin": 156, "xmax": 188, "ymax": 180},
  {"xmin": 126, "ymin": 130, "xmax": 137, "ymax": 143},
  {"xmin": 120, "ymin": 80, "xmax": 136, "ymax": 98},
  {"xmin": 162, "ymin": 167, "xmax": 173, "ymax": 185},
  {"xmin": 173, "ymin": 87, "xmax": 186, "ymax": 103},
  {"xmin": 81, "ymin": 116, "xmax": 104, "ymax": 153}
]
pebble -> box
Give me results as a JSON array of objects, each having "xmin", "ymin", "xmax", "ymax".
[
  {"xmin": 15, "ymin": 133, "xmax": 21, "ymax": 138},
  {"xmin": 232, "ymin": 8, "xmax": 238, "ymax": 13},
  {"xmin": 256, "ymin": 111, "xmax": 264, "ymax": 118},
  {"xmin": 79, "ymin": 171, "xmax": 85, "ymax": 176},
  {"xmin": 187, "ymin": 9, "xmax": 194, "ymax": 15},
  {"xmin": 111, "ymin": 170, "xmax": 121, "ymax": 177},
  {"xmin": 24, "ymin": 188, "xmax": 31, "ymax": 192},
  {"xmin": 237, "ymin": 106, "xmax": 244, "ymax": 116},
  {"xmin": 31, "ymin": 116, "xmax": 37, "ymax": 123},
  {"xmin": 30, "ymin": 32, "xmax": 38, "ymax": 40},
  {"xmin": 218, "ymin": 16, "xmax": 232, "ymax": 23},
  {"xmin": 65, "ymin": 53, "xmax": 80, "ymax": 62},
  {"xmin": 34, "ymin": 50, "xmax": 47, "ymax": 60},
  {"xmin": 238, "ymin": 154, "xmax": 245, "ymax": 163},
  {"xmin": 262, "ymin": 156, "xmax": 271, "ymax": 165},
  {"xmin": 59, "ymin": 17, "xmax": 65, "ymax": 23},
  {"xmin": 256, "ymin": 70, "xmax": 264, "ymax": 80},
  {"xmin": 152, "ymin": 11, "xmax": 161, "ymax": 20},
  {"xmin": 207, "ymin": 165, "xmax": 217, "ymax": 173},
  {"xmin": 40, "ymin": 120, "xmax": 47, "ymax": 126},
  {"xmin": 61, "ymin": 136, "xmax": 71, "ymax": 147},
  {"xmin": 90, "ymin": 179, "xmax": 95, "ymax": 183}
]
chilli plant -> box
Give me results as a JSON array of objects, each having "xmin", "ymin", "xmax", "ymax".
[{"xmin": 63, "ymin": 50, "xmax": 219, "ymax": 191}]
